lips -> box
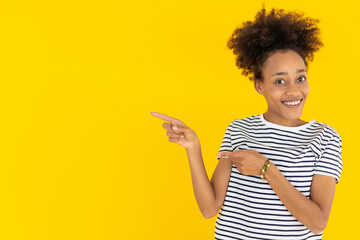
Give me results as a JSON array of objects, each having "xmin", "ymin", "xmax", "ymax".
[{"xmin": 281, "ymin": 98, "xmax": 303, "ymax": 107}]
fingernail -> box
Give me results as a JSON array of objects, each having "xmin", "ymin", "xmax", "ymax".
[
  {"xmin": 217, "ymin": 153, "xmax": 222, "ymax": 157},
  {"xmin": 173, "ymin": 126, "xmax": 178, "ymax": 131}
]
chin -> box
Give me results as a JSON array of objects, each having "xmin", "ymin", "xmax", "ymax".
[{"xmin": 284, "ymin": 110, "xmax": 303, "ymax": 120}]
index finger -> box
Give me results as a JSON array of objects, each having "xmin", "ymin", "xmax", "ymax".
[{"xmin": 150, "ymin": 112, "xmax": 180, "ymax": 124}]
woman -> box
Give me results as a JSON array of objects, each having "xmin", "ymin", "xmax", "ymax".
[{"xmin": 151, "ymin": 5, "xmax": 342, "ymax": 240}]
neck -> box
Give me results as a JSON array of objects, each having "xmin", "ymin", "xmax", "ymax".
[{"xmin": 263, "ymin": 112, "xmax": 307, "ymax": 127}]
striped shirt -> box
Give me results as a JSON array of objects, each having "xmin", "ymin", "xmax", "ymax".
[{"xmin": 215, "ymin": 113, "xmax": 343, "ymax": 240}]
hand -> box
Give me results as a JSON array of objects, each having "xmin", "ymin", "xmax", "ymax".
[
  {"xmin": 151, "ymin": 112, "xmax": 200, "ymax": 150},
  {"xmin": 217, "ymin": 149, "xmax": 268, "ymax": 175}
]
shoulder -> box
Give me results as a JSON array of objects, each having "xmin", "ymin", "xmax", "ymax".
[
  {"xmin": 311, "ymin": 120, "xmax": 342, "ymax": 142},
  {"xmin": 309, "ymin": 121, "xmax": 342, "ymax": 160}
]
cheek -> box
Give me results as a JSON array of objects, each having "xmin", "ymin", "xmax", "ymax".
[
  {"xmin": 302, "ymin": 84, "xmax": 310, "ymax": 96},
  {"xmin": 266, "ymin": 89, "xmax": 283, "ymax": 102}
]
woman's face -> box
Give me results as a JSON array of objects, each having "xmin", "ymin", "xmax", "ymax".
[{"xmin": 254, "ymin": 49, "xmax": 309, "ymax": 125}]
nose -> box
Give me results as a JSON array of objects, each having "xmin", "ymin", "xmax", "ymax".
[{"xmin": 286, "ymin": 82, "xmax": 301, "ymax": 96}]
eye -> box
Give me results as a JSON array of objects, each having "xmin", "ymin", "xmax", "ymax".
[
  {"xmin": 298, "ymin": 76, "xmax": 307, "ymax": 82},
  {"xmin": 275, "ymin": 79, "xmax": 285, "ymax": 85}
]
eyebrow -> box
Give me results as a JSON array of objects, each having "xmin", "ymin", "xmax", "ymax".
[{"xmin": 272, "ymin": 69, "xmax": 306, "ymax": 77}]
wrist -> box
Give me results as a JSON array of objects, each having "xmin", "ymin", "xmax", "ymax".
[
  {"xmin": 185, "ymin": 142, "xmax": 201, "ymax": 152},
  {"xmin": 264, "ymin": 162, "xmax": 277, "ymax": 181},
  {"xmin": 185, "ymin": 143, "xmax": 203, "ymax": 164},
  {"xmin": 260, "ymin": 159, "xmax": 273, "ymax": 181}
]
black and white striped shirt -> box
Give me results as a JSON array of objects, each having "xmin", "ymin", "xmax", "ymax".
[{"xmin": 215, "ymin": 113, "xmax": 343, "ymax": 240}]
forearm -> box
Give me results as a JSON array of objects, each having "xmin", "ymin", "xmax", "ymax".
[
  {"xmin": 185, "ymin": 144, "xmax": 217, "ymax": 218},
  {"xmin": 265, "ymin": 164, "xmax": 327, "ymax": 234}
]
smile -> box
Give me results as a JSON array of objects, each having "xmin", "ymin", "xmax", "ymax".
[{"xmin": 281, "ymin": 98, "xmax": 303, "ymax": 107}]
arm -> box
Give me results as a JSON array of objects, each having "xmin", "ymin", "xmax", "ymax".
[
  {"xmin": 217, "ymin": 149, "xmax": 339, "ymax": 234},
  {"xmin": 265, "ymin": 164, "xmax": 336, "ymax": 234},
  {"xmin": 150, "ymin": 112, "xmax": 233, "ymax": 219},
  {"xmin": 186, "ymin": 144, "xmax": 232, "ymax": 219}
]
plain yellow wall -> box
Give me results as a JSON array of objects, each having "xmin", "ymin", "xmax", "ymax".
[{"xmin": 0, "ymin": 0, "xmax": 357, "ymax": 239}]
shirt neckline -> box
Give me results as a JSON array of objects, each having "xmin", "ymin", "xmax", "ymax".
[{"xmin": 259, "ymin": 113, "xmax": 315, "ymax": 131}]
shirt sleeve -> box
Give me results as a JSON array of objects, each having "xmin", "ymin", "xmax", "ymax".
[
  {"xmin": 313, "ymin": 130, "xmax": 343, "ymax": 184},
  {"xmin": 216, "ymin": 121, "xmax": 234, "ymax": 160}
]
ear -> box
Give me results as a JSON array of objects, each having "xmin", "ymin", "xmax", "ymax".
[{"xmin": 254, "ymin": 79, "xmax": 263, "ymax": 95}]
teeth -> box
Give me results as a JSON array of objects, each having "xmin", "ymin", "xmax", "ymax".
[{"xmin": 283, "ymin": 99, "xmax": 301, "ymax": 106}]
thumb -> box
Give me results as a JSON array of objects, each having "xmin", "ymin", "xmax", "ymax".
[
  {"xmin": 172, "ymin": 124, "xmax": 180, "ymax": 132},
  {"xmin": 172, "ymin": 124, "xmax": 188, "ymax": 133},
  {"xmin": 217, "ymin": 151, "xmax": 231, "ymax": 158}
]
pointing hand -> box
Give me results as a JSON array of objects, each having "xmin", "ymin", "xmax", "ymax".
[{"xmin": 151, "ymin": 112, "xmax": 200, "ymax": 150}]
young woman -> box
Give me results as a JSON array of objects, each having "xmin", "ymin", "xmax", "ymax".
[{"xmin": 151, "ymin": 5, "xmax": 342, "ymax": 240}]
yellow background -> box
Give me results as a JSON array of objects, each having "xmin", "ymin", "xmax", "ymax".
[{"xmin": 0, "ymin": 0, "xmax": 357, "ymax": 239}]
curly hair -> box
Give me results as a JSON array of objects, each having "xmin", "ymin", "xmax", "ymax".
[{"xmin": 227, "ymin": 3, "xmax": 324, "ymax": 82}]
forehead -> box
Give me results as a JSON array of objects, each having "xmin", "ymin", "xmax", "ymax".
[{"xmin": 263, "ymin": 50, "xmax": 305, "ymax": 74}]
